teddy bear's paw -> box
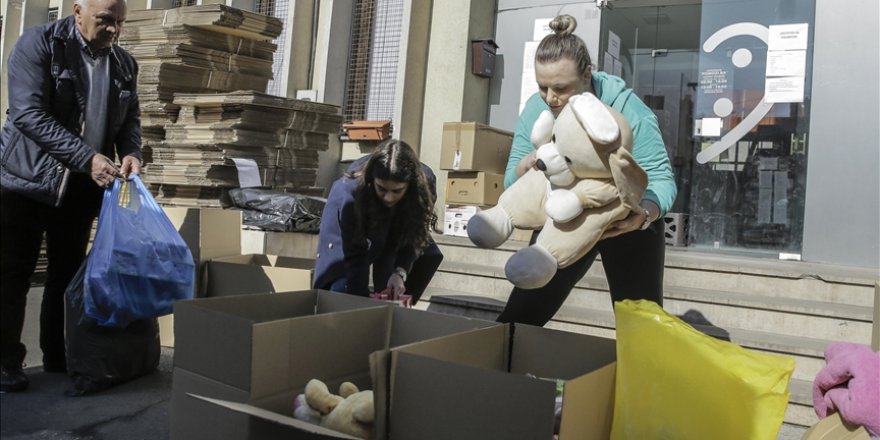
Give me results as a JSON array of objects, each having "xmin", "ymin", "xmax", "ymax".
[
  {"xmin": 505, "ymin": 245, "xmax": 557, "ymax": 289},
  {"xmin": 293, "ymin": 393, "xmax": 323, "ymax": 425},
  {"xmin": 545, "ymin": 189, "xmax": 583, "ymax": 223},
  {"xmin": 530, "ymin": 110, "xmax": 555, "ymax": 147},
  {"xmin": 467, "ymin": 207, "xmax": 513, "ymax": 248},
  {"xmin": 305, "ymin": 379, "xmax": 343, "ymax": 414}
]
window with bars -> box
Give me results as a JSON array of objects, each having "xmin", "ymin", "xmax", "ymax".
[
  {"xmin": 342, "ymin": 0, "xmax": 404, "ymax": 124},
  {"xmin": 171, "ymin": 0, "xmax": 198, "ymax": 7},
  {"xmin": 260, "ymin": 0, "xmax": 289, "ymax": 97}
]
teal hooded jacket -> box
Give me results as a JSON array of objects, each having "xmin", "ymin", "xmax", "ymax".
[{"xmin": 504, "ymin": 71, "xmax": 677, "ymax": 216}]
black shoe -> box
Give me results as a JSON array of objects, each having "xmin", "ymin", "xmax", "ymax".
[{"xmin": 0, "ymin": 364, "xmax": 29, "ymax": 392}]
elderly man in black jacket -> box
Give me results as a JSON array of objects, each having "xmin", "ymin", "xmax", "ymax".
[{"xmin": 0, "ymin": 0, "xmax": 142, "ymax": 392}]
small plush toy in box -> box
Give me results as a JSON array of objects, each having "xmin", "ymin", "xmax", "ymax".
[{"xmin": 293, "ymin": 378, "xmax": 374, "ymax": 439}]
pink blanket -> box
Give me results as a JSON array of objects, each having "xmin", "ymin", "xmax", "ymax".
[{"xmin": 812, "ymin": 342, "xmax": 880, "ymax": 436}]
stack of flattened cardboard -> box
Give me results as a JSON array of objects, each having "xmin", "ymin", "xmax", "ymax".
[
  {"xmin": 119, "ymin": 5, "xmax": 283, "ymax": 140},
  {"xmin": 143, "ymin": 91, "xmax": 342, "ymax": 207},
  {"xmin": 122, "ymin": 24, "xmax": 277, "ymax": 139},
  {"xmin": 119, "ymin": 6, "xmax": 342, "ymax": 207}
]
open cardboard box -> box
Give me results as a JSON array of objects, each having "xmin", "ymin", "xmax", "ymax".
[
  {"xmin": 203, "ymin": 254, "xmax": 315, "ymax": 297},
  {"xmin": 378, "ymin": 324, "xmax": 617, "ymax": 440},
  {"xmin": 170, "ymin": 290, "xmax": 498, "ymax": 440},
  {"xmin": 159, "ymin": 207, "xmax": 243, "ymax": 347}
]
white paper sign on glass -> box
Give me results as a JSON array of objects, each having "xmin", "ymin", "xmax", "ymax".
[{"xmin": 768, "ymin": 23, "xmax": 809, "ymax": 51}]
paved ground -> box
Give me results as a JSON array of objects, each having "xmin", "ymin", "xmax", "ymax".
[
  {"xmin": 1, "ymin": 287, "xmax": 172, "ymax": 440},
  {"xmin": 0, "ymin": 349, "xmax": 172, "ymax": 440},
  {"xmin": 1, "ymin": 287, "xmax": 809, "ymax": 439}
]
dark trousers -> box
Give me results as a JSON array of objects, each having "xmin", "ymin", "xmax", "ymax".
[
  {"xmin": 497, "ymin": 221, "xmax": 666, "ymax": 326},
  {"xmin": 0, "ymin": 174, "xmax": 101, "ymax": 367},
  {"xmin": 328, "ymin": 241, "xmax": 443, "ymax": 306}
]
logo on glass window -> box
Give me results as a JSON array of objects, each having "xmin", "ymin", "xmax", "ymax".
[{"xmin": 696, "ymin": 23, "xmax": 774, "ymax": 164}]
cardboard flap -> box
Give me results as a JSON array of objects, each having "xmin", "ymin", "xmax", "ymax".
[
  {"xmin": 393, "ymin": 325, "xmax": 508, "ymax": 369},
  {"xmin": 175, "ymin": 301, "xmax": 263, "ymax": 390},
  {"xmin": 204, "ymin": 255, "xmax": 315, "ymax": 296},
  {"xmin": 177, "ymin": 290, "xmax": 317, "ymax": 319},
  {"xmin": 387, "ymin": 307, "xmax": 497, "ymax": 348},
  {"xmin": 369, "ymin": 350, "xmax": 392, "ymax": 440},
  {"xmin": 389, "ymin": 351, "xmax": 556, "ymax": 439},
  {"xmin": 287, "ymin": 308, "xmax": 390, "ymax": 389},
  {"xmin": 315, "ymin": 290, "xmax": 393, "ymax": 313},
  {"xmin": 510, "ymin": 324, "xmax": 616, "ymax": 378},
  {"xmin": 205, "ymin": 261, "xmax": 278, "ymax": 296},
  {"xmin": 188, "ymin": 394, "xmax": 360, "ymax": 439},
  {"xmin": 559, "ymin": 362, "xmax": 616, "ymax": 440}
]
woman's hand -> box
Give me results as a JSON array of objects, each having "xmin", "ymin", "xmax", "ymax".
[
  {"xmin": 515, "ymin": 151, "xmax": 538, "ymax": 178},
  {"xmin": 602, "ymin": 200, "xmax": 660, "ymax": 239},
  {"xmin": 601, "ymin": 210, "xmax": 643, "ymax": 239}
]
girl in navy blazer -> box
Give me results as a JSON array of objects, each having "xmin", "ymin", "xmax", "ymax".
[{"xmin": 313, "ymin": 139, "xmax": 442, "ymax": 304}]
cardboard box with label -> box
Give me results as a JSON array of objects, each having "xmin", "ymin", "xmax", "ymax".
[
  {"xmin": 443, "ymin": 205, "xmax": 534, "ymax": 241},
  {"xmin": 443, "ymin": 205, "xmax": 480, "ymax": 237},
  {"xmin": 380, "ymin": 324, "xmax": 617, "ymax": 440},
  {"xmin": 440, "ymin": 122, "xmax": 512, "ymax": 174},
  {"xmin": 445, "ymin": 171, "xmax": 504, "ymax": 206},
  {"xmin": 203, "ymin": 254, "xmax": 314, "ymax": 297},
  {"xmin": 171, "ymin": 290, "xmax": 498, "ymax": 440}
]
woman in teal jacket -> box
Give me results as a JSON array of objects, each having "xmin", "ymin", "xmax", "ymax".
[{"xmin": 498, "ymin": 14, "xmax": 677, "ymax": 326}]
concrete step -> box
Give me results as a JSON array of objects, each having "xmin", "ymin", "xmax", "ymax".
[
  {"xmin": 423, "ymin": 290, "xmax": 835, "ymax": 381},
  {"xmin": 432, "ymin": 260, "xmax": 873, "ymax": 344},
  {"xmin": 432, "ymin": 234, "xmax": 879, "ymax": 307},
  {"xmin": 424, "ymin": 291, "xmax": 820, "ymax": 428}
]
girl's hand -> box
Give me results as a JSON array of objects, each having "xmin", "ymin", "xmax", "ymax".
[{"xmin": 387, "ymin": 269, "xmax": 407, "ymax": 296}]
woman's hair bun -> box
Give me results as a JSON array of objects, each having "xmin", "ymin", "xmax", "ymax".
[{"xmin": 549, "ymin": 14, "xmax": 577, "ymax": 37}]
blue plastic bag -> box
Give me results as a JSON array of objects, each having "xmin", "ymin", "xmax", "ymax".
[{"xmin": 84, "ymin": 175, "xmax": 195, "ymax": 327}]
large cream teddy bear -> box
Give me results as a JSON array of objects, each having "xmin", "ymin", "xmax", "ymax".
[{"xmin": 467, "ymin": 92, "xmax": 647, "ymax": 289}]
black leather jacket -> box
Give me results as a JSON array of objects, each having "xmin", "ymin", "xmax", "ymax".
[{"xmin": 0, "ymin": 15, "xmax": 142, "ymax": 206}]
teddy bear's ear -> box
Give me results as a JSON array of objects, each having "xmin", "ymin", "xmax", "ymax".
[
  {"xmin": 570, "ymin": 93, "xmax": 619, "ymax": 144},
  {"xmin": 530, "ymin": 110, "xmax": 555, "ymax": 148}
]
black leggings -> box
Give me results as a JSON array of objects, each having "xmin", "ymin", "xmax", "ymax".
[{"xmin": 496, "ymin": 221, "xmax": 666, "ymax": 326}]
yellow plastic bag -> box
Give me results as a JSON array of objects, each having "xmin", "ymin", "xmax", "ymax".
[{"xmin": 611, "ymin": 300, "xmax": 795, "ymax": 440}]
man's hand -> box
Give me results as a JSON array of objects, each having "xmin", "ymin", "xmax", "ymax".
[
  {"xmin": 90, "ymin": 153, "xmax": 121, "ymax": 188},
  {"xmin": 120, "ymin": 155, "xmax": 141, "ymax": 178}
]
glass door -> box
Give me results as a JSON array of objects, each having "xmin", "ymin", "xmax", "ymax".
[
  {"xmin": 600, "ymin": 0, "xmax": 815, "ymax": 256},
  {"xmin": 599, "ymin": 3, "xmax": 702, "ymax": 214}
]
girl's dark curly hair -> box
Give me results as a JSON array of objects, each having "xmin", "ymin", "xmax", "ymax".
[{"xmin": 350, "ymin": 139, "xmax": 437, "ymax": 253}]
